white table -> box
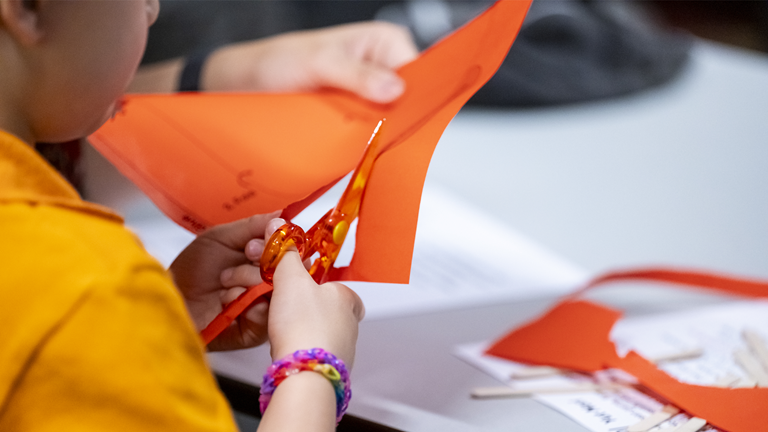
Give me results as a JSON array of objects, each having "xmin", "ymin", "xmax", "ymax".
[
  {"xmin": 431, "ymin": 41, "xmax": 768, "ymax": 281},
  {"xmin": 209, "ymin": 41, "xmax": 768, "ymax": 432},
  {"xmin": 85, "ymin": 40, "xmax": 768, "ymax": 431}
]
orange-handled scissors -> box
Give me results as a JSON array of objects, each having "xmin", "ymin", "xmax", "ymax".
[{"xmin": 200, "ymin": 120, "xmax": 385, "ymax": 345}]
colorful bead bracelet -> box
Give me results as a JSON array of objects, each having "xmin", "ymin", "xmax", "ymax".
[{"xmin": 259, "ymin": 348, "xmax": 351, "ymax": 424}]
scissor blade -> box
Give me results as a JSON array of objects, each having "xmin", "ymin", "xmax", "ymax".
[
  {"xmin": 334, "ymin": 119, "xmax": 385, "ymax": 220},
  {"xmin": 304, "ymin": 120, "xmax": 385, "ymax": 284}
]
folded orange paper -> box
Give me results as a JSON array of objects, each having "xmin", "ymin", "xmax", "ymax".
[
  {"xmin": 486, "ymin": 268, "xmax": 768, "ymax": 432},
  {"xmin": 90, "ymin": 0, "xmax": 532, "ymax": 284}
]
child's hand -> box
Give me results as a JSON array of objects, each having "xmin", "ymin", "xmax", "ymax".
[
  {"xmin": 201, "ymin": 21, "xmax": 418, "ymax": 104},
  {"xmin": 267, "ymin": 249, "xmax": 365, "ymax": 368},
  {"xmin": 169, "ymin": 212, "xmax": 281, "ymax": 351}
]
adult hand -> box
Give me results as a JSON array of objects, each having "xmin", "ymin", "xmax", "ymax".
[
  {"xmin": 201, "ymin": 21, "xmax": 418, "ymax": 103},
  {"xmin": 169, "ymin": 212, "xmax": 282, "ymax": 351}
]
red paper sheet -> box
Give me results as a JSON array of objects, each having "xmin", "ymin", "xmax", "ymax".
[
  {"xmin": 486, "ymin": 268, "xmax": 768, "ymax": 432},
  {"xmin": 89, "ymin": 0, "xmax": 532, "ymax": 284}
]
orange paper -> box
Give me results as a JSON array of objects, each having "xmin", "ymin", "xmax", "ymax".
[
  {"xmin": 486, "ymin": 268, "xmax": 768, "ymax": 432},
  {"xmin": 89, "ymin": 0, "xmax": 532, "ymax": 284}
]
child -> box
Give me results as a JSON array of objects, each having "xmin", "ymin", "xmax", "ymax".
[{"xmin": 0, "ymin": 1, "xmax": 394, "ymax": 430}]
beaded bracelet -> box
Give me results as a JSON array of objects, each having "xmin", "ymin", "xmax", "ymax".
[{"xmin": 259, "ymin": 348, "xmax": 351, "ymax": 424}]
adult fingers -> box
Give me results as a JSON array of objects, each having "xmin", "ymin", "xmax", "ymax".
[
  {"xmin": 312, "ymin": 22, "xmax": 418, "ymax": 103},
  {"xmin": 317, "ymin": 57, "xmax": 406, "ymax": 104},
  {"xmin": 342, "ymin": 21, "xmax": 418, "ymax": 68}
]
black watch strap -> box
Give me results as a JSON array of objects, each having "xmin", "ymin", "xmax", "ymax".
[{"xmin": 178, "ymin": 47, "xmax": 216, "ymax": 92}]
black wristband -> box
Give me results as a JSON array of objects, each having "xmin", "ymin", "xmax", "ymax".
[{"xmin": 178, "ymin": 47, "xmax": 216, "ymax": 92}]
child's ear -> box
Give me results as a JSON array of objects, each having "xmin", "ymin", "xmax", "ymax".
[{"xmin": 0, "ymin": 0, "xmax": 44, "ymax": 45}]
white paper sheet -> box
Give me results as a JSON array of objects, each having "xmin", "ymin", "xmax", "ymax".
[
  {"xmin": 453, "ymin": 298, "xmax": 768, "ymax": 432},
  {"xmin": 453, "ymin": 342, "xmax": 701, "ymax": 432},
  {"xmin": 537, "ymin": 393, "xmax": 697, "ymax": 432},
  {"xmin": 340, "ymin": 184, "xmax": 589, "ymax": 319},
  {"xmin": 127, "ymin": 183, "xmax": 588, "ymax": 320},
  {"xmin": 610, "ymin": 300, "xmax": 768, "ymax": 386}
]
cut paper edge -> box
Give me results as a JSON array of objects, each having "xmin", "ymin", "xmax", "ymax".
[
  {"xmin": 89, "ymin": 0, "xmax": 533, "ymax": 285},
  {"xmin": 485, "ymin": 267, "xmax": 768, "ymax": 432}
]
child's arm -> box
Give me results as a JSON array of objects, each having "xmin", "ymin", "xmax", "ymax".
[
  {"xmin": 129, "ymin": 22, "xmax": 418, "ymax": 104},
  {"xmin": 171, "ymin": 214, "xmax": 364, "ymax": 430},
  {"xmin": 258, "ymin": 249, "xmax": 364, "ymax": 432}
]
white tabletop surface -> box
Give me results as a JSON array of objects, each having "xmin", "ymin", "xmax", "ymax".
[
  {"xmin": 84, "ymin": 40, "xmax": 768, "ymax": 431},
  {"xmin": 429, "ymin": 41, "xmax": 768, "ymax": 281},
  {"xmin": 209, "ymin": 40, "xmax": 768, "ymax": 431}
]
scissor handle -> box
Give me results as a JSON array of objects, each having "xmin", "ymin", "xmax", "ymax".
[
  {"xmin": 201, "ymin": 120, "xmax": 383, "ymax": 345},
  {"xmin": 259, "ymin": 222, "xmax": 309, "ymax": 285}
]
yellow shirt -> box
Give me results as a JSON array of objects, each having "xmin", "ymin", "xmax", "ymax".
[{"xmin": 0, "ymin": 130, "xmax": 237, "ymax": 432}]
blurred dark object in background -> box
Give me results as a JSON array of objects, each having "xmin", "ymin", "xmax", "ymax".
[
  {"xmin": 143, "ymin": 0, "xmax": 694, "ymax": 107},
  {"xmin": 652, "ymin": 0, "xmax": 768, "ymax": 54},
  {"xmin": 425, "ymin": 0, "xmax": 693, "ymax": 106},
  {"xmin": 141, "ymin": 1, "xmax": 391, "ymax": 63},
  {"xmin": 44, "ymin": 2, "xmax": 766, "ymax": 190},
  {"xmin": 139, "ymin": 1, "xmax": 767, "ymax": 106}
]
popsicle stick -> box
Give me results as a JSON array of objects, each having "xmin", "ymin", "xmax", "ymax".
[
  {"xmin": 648, "ymin": 348, "xmax": 704, "ymax": 364},
  {"xmin": 713, "ymin": 374, "xmax": 740, "ymax": 387},
  {"xmin": 669, "ymin": 417, "xmax": 707, "ymax": 432},
  {"xmin": 471, "ymin": 383, "xmax": 622, "ymax": 399},
  {"xmin": 731, "ymin": 376, "xmax": 757, "ymax": 388},
  {"xmin": 627, "ymin": 405, "xmax": 679, "ymax": 432},
  {"xmin": 743, "ymin": 329, "xmax": 768, "ymax": 374},
  {"xmin": 734, "ymin": 349, "xmax": 768, "ymax": 386},
  {"xmin": 510, "ymin": 366, "xmax": 566, "ymax": 379}
]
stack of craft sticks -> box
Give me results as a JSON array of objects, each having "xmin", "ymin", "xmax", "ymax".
[
  {"xmin": 471, "ymin": 346, "xmax": 704, "ymax": 399},
  {"xmin": 472, "ymin": 330, "xmax": 768, "ymax": 432},
  {"xmin": 627, "ymin": 407, "xmax": 705, "ymax": 432},
  {"xmin": 721, "ymin": 329, "xmax": 768, "ymax": 388}
]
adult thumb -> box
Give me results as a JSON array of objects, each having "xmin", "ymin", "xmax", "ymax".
[{"xmin": 321, "ymin": 59, "xmax": 406, "ymax": 104}]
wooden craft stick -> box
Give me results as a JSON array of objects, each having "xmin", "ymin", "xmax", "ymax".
[
  {"xmin": 669, "ymin": 417, "xmax": 707, "ymax": 432},
  {"xmin": 627, "ymin": 405, "xmax": 679, "ymax": 432},
  {"xmin": 510, "ymin": 366, "xmax": 565, "ymax": 379},
  {"xmin": 731, "ymin": 376, "xmax": 757, "ymax": 388},
  {"xmin": 471, "ymin": 383, "xmax": 610, "ymax": 399},
  {"xmin": 648, "ymin": 348, "xmax": 704, "ymax": 364},
  {"xmin": 713, "ymin": 374, "xmax": 740, "ymax": 387},
  {"xmin": 733, "ymin": 349, "xmax": 768, "ymax": 386},
  {"xmin": 742, "ymin": 329, "xmax": 768, "ymax": 374}
]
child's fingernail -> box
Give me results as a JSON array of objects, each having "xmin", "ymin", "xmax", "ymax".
[
  {"xmin": 247, "ymin": 239, "xmax": 264, "ymax": 258},
  {"xmin": 221, "ymin": 268, "xmax": 233, "ymax": 282}
]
